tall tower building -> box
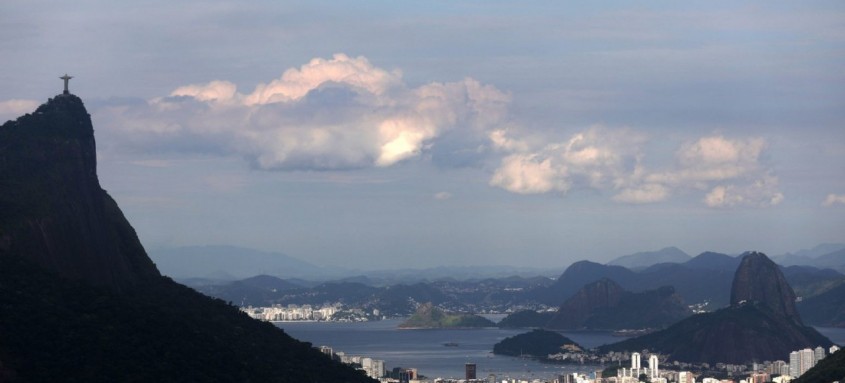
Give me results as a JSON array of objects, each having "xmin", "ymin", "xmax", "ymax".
[
  {"xmin": 799, "ymin": 348, "xmax": 815, "ymax": 375},
  {"xmin": 631, "ymin": 352, "xmax": 641, "ymax": 376},
  {"xmin": 789, "ymin": 351, "xmax": 800, "ymax": 377},
  {"xmin": 831, "ymin": 345, "xmax": 840, "ymax": 355},
  {"xmin": 649, "ymin": 354, "xmax": 659, "ymax": 379}
]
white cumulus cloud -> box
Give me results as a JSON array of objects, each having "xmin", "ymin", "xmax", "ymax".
[
  {"xmin": 434, "ymin": 192, "xmax": 452, "ymax": 200},
  {"xmin": 612, "ymin": 183, "xmax": 670, "ymax": 204},
  {"xmin": 703, "ymin": 175, "xmax": 784, "ymax": 208},
  {"xmin": 96, "ymin": 54, "xmax": 510, "ymax": 171},
  {"xmin": 822, "ymin": 193, "xmax": 845, "ymax": 207},
  {"xmin": 0, "ymin": 99, "xmax": 40, "ymax": 123},
  {"xmin": 489, "ymin": 129, "xmax": 783, "ymax": 208},
  {"xmin": 489, "ymin": 126, "xmax": 647, "ymax": 196}
]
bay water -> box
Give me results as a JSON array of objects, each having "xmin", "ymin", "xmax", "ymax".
[{"xmin": 276, "ymin": 319, "xmax": 845, "ymax": 381}]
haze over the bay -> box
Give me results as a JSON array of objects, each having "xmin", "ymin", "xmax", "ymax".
[{"xmin": 1, "ymin": 1, "xmax": 843, "ymax": 269}]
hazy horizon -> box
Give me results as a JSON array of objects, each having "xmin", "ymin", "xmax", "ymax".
[{"xmin": 2, "ymin": 1, "xmax": 843, "ymax": 269}]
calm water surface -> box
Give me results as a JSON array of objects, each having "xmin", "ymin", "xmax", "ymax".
[
  {"xmin": 277, "ymin": 319, "xmax": 845, "ymax": 381},
  {"xmin": 277, "ymin": 318, "xmax": 612, "ymax": 380}
]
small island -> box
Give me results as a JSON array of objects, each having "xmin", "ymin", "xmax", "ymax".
[
  {"xmin": 493, "ymin": 329, "xmax": 582, "ymax": 358},
  {"xmin": 399, "ymin": 302, "xmax": 495, "ymax": 329}
]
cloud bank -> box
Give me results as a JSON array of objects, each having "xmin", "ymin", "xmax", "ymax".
[
  {"xmin": 98, "ymin": 54, "xmax": 510, "ymax": 170},
  {"xmin": 16, "ymin": 54, "xmax": 780, "ymax": 209},
  {"xmin": 489, "ymin": 128, "xmax": 783, "ymax": 207}
]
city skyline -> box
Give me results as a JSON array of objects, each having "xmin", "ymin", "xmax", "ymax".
[{"xmin": 1, "ymin": 1, "xmax": 843, "ymax": 269}]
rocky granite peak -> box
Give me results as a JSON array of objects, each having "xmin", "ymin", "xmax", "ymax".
[
  {"xmin": 601, "ymin": 251, "xmax": 832, "ymax": 364},
  {"xmin": 730, "ymin": 251, "xmax": 801, "ymax": 324}
]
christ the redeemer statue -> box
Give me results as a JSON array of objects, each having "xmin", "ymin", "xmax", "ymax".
[{"xmin": 60, "ymin": 74, "xmax": 73, "ymax": 95}]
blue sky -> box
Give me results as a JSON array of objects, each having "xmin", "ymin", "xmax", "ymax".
[{"xmin": 1, "ymin": 1, "xmax": 843, "ymax": 268}]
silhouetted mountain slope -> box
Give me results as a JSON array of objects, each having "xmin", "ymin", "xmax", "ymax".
[
  {"xmin": 546, "ymin": 278, "xmax": 690, "ymax": 330},
  {"xmin": 600, "ymin": 252, "xmax": 832, "ymax": 364},
  {"xmin": 0, "ymin": 255, "xmax": 372, "ymax": 382},
  {"xmin": 607, "ymin": 247, "xmax": 690, "ymax": 269},
  {"xmin": 797, "ymin": 282, "xmax": 845, "ymax": 327},
  {"xmin": 0, "ymin": 95, "xmax": 373, "ymax": 382},
  {"xmin": 0, "ymin": 95, "xmax": 159, "ymax": 291}
]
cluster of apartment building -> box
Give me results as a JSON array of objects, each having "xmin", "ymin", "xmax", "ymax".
[
  {"xmin": 788, "ymin": 345, "xmax": 839, "ymax": 378},
  {"xmin": 319, "ymin": 345, "xmax": 386, "ymax": 380},
  {"xmin": 240, "ymin": 303, "xmax": 338, "ymax": 321}
]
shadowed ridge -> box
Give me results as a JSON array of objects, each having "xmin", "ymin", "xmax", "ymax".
[{"xmin": 0, "ymin": 95, "xmax": 160, "ymax": 291}]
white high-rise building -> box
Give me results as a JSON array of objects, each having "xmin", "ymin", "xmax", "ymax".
[
  {"xmin": 649, "ymin": 354, "xmax": 659, "ymax": 379},
  {"xmin": 790, "ymin": 348, "xmax": 817, "ymax": 377},
  {"xmin": 800, "ymin": 348, "xmax": 815, "ymax": 375},
  {"xmin": 831, "ymin": 345, "xmax": 840, "ymax": 355},
  {"xmin": 789, "ymin": 351, "xmax": 800, "ymax": 377},
  {"xmin": 814, "ymin": 346, "xmax": 825, "ymax": 363},
  {"xmin": 631, "ymin": 352, "xmax": 641, "ymax": 376}
]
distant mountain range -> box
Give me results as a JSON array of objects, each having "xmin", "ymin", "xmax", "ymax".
[
  {"xmin": 150, "ymin": 245, "xmax": 336, "ymax": 280},
  {"xmin": 190, "ymin": 247, "xmax": 845, "ymax": 325},
  {"xmin": 153, "ymin": 245, "xmax": 564, "ymax": 283},
  {"xmin": 534, "ymin": 252, "xmax": 741, "ymax": 308},
  {"xmin": 607, "ymin": 246, "xmax": 691, "ymax": 270},
  {"xmin": 772, "ymin": 244, "xmax": 845, "ymax": 273},
  {"xmin": 534, "ymin": 251, "xmax": 844, "ymax": 310},
  {"xmin": 546, "ymin": 278, "xmax": 690, "ymax": 330}
]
